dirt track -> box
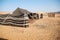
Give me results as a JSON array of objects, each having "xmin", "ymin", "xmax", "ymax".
[{"xmin": 0, "ymin": 17, "xmax": 60, "ymax": 40}]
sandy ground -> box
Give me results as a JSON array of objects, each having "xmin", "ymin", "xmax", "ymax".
[
  {"xmin": 0, "ymin": 12, "xmax": 9, "ymax": 14},
  {"xmin": 0, "ymin": 15, "xmax": 60, "ymax": 40}
]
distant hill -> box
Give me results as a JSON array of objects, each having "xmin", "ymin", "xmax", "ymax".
[
  {"xmin": 47, "ymin": 11, "xmax": 60, "ymax": 14},
  {"xmin": 55, "ymin": 11, "xmax": 60, "ymax": 14}
]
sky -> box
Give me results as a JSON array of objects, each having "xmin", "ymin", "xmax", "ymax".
[{"xmin": 0, "ymin": 0, "xmax": 60, "ymax": 12}]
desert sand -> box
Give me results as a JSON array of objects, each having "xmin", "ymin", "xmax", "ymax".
[
  {"xmin": 0, "ymin": 14, "xmax": 60, "ymax": 40},
  {"xmin": 0, "ymin": 12, "xmax": 9, "ymax": 14}
]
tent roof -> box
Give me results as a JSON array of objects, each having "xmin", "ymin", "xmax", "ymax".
[{"xmin": 12, "ymin": 7, "xmax": 31, "ymax": 16}]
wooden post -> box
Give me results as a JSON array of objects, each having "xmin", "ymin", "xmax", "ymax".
[{"xmin": 40, "ymin": 13, "xmax": 43, "ymax": 18}]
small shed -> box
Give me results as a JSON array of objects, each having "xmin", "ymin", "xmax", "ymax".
[{"xmin": 48, "ymin": 13, "xmax": 55, "ymax": 17}]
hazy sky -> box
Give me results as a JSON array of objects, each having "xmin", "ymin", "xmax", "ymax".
[{"xmin": 0, "ymin": 0, "xmax": 60, "ymax": 12}]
